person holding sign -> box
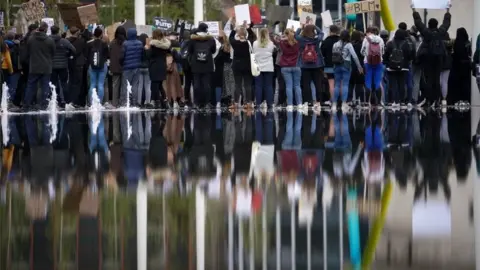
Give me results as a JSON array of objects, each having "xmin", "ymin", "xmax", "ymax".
[
  {"xmin": 278, "ymin": 28, "xmax": 302, "ymax": 111},
  {"xmin": 411, "ymin": 2, "xmax": 451, "ymax": 107},
  {"xmin": 86, "ymin": 28, "xmax": 110, "ymax": 107},
  {"xmin": 295, "ymin": 22, "xmax": 325, "ymax": 109},
  {"xmin": 252, "ymin": 28, "xmax": 276, "ymax": 108}
]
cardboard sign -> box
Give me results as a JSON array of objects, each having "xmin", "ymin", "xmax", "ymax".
[
  {"xmin": 286, "ymin": 19, "xmax": 301, "ymax": 31},
  {"xmin": 41, "ymin": 17, "xmax": 54, "ymax": 35},
  {"xmin": 0, "ymin": 11, "xmax": 4, "ymax": 27},
  {"xmin": 154, "ymin": 17, "xmax": 174, "ymax": 32},
  {"xmin": 344, "ymin": 0, "xmax": 381, "ymax": 15},
  {"xmin": 412, "ymin": 0, "xmax": 449, "ymax": 9},
  {"xmin": 136, "ymin": 25, "xmax": 153, "ymax": 37},
  {"xmin": 57, "ymin": 3, "xmax": 82, "ymax": 28},
  {"xmin": 249, "ymin": 5, "xmax": 262, "ymax": 24},
  {"xmin": 201, "ymin": 21, "xmax": 221, "ymax": 36},
  {"xmin": 266, "ymin": 4, "xmax": 293, "ymax": 24},
  {"xmin": 77, "ymin": 4, "xmax": 98, "ymax": 26},
  {"xmin": 22, "ymin": 0, "xmax": 45, "ymax": 24},
  {"xmin": 297, "ymin": 0, "xmax": 312, "ymax": 16},
  {"xmin": 234, "ymin": 4, "xmax": 251, "ymax": 25},
  {"xmin": 299, "ymin": 12, "xmax": 316, "ymax": 24},
  {"xmin": 298, "ymin": 0, "xmax": 312, "ymax": 5},
  {"xmin": 321, "ymin": 10, "xmax": 333, "ymax": 27}
]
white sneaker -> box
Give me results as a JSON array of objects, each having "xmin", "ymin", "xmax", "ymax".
[
  {"xmin": 441, "ymin": 99, "xmax": 447, "ymax": 107},
  {"xmin": 286, "ymin": 105, "xmax": 294, "ymax": 112},
  {"xmin": 173, "ymin": 102, "xmax": 179, "ymax": 109},
  {"xmin": 104, "ymin": 102, "xmax": 115, "ymax": 110},
  {"xmin": 324, "ymin": 101, "xmax": 332, "ymax": 107},
  {"xmin": 417, "ymin": 99, "xmax": 426, "ymax": 107},
  {"xmin": 331, "ymin": 103, "xmax": 337, "ymax": 112},
  {"xmin": 260, "ymin": 101, "xmax": 268, "ymax": 109},
  {"xmin": 341, "ymin": 103, "xmax": 350, "ymax": 112},
  {"xmin": 216, "ymin": 102, "xmax": 221, "ymax": 109},
  {"xmin": 65, "ymin": 103, "xmax": 76, "ymax": 111}
]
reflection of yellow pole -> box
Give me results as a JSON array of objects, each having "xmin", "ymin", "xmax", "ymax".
[
  {"xmin": 361, "ymin": 181, "xmax": 393, "ymax": 269},
  {"xmin": 379, "ymin": 0, "xmax": 396, "ymax": 31}
]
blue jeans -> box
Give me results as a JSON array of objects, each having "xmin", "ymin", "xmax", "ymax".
[
  {"xmin": 215, "ymin": 87, "xmax": 222, "ymax": 104},
  {"xmin": 281, "ymin": 67, "xmax": 302, "ymax": 105},
  {"xmin": 89, "ymin": 65, "xmax": 107, "ymax": 105},
  {"xmin": 24, "ymin": 74, "xmax": 50, "ymax": 107},
  {"xmin": 333, "ymin": 65, "xmax": 352, "ymax": 103},
  {"xmin": 89, "ymin": 118, "xmax": 109, "ymax": 153},
  {"xmin": 282, "ymin": 111, "xmax": 302, "ymax": 149},
  {"xmin": 255, "ymin": 111, "xmax": 274, "ymax": 144},
  {"xmin": 7, "ymin": 72, "xmax": 20, "ymax": 101},
  {"xmin": 365, "ymin": 63, "xmax": 384, "ymax": 91},
  {"xmin": 334, "ymin": 113, "xmax": 352, "ymax": 150},
  {"xmin": 254, "ymin": 72, "xmax": 274, "ymax": 106}
]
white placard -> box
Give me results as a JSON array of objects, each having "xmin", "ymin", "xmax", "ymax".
[
  {"xmin": 298, "ymin": 0, "xmax": 312, "ymax": 6},
  {"xmin": 41, "ymin": 18, "xmax": 55, "ymax": 36},
  {"xmin": 412, "ymin": 0, "xmax": 450, "ymax": 9},
  {"xmin": 412, "ymin": 201, "xmax": 451, "ymax": 238},
  {"xmin": 299, "ymin": 11, "xmax": 317, "ymax": 24},
  {"xmin": 234, "ymin": 4, "xmax": 251, "ymax": 25},
  {"xmin": 286, "ymin": 19, "xmax": 301, "ymax": 31},
  {"xmin": 136, "ymin": 25, "xmax": 153, "ymax": 37},
  {"xmin": 321, "ymin": 10, "xmax": 334, "ymax": 27},
  {"xmin": 202, "ymin": 21, "xmax": 221, "ymax": 36}
]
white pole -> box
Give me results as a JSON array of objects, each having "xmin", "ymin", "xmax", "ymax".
[
  {"xmin": 323, "ymin": 201, "xmax": 327, "ymax": 270},
  {"xmin": 134, "ymin": 0, "xmax": 146, "ymax": 25},
  {"xmin": 475, "ymin": 169, "xmax": 480, "ymax": 270},
  {"xmin": 194, "ymin": 0, "xmax": 204, "ymax": 26},
  {"xmin": 137, "ymin": 183, "xmax": 148, "ymax": 270},
  {"xmin": 472, "ymin": 0, "xmax": 480, "ymax": 111},
  {"xmin": 290, "ymin": 0, "xmax": 295, "ymax": 19},
  {"xmin": 322, "ymin": 0, "xmax": 326, "ymax": 12},
  {"xmin": 229, "ymin": 199, "xmax": 234, "ymax": 270},
  {"xmin": 249, "ymin": 216, "xmax": 254, "ymax": 270},
  {"xmin": 239, "ymin": 219, "xmax": 244, "ymax": 270},
  {"xmin": 196, "ymin": 187, "xmax": 206, "ymax": 270},
  {"xmin": 291, "ymin": 202, "xmax": 296, "ymax": 270},
  {"xmin": 262, "ymin": 194, "xmax": 267, "ymax": 270},
  {"xmin": 276, "ymin": 206, "xmax": 281, "ymax": 270},
  {"xmin": 339, "ymin": 188, "xmax": 344, "ymax": 270},
  {"xmin": 337, "ymin": 0, "xmax": 342, "ymax": 21}
]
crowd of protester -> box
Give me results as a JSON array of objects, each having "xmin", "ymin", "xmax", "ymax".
[{"xmin": 0, "ymin": 5, "xmax": 476, "ymax": 112}]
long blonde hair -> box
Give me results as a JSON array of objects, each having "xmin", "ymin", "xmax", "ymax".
[
  {"xmin": 259, "ymin": 28, "xmax": 270, "ymax": 48},
  {"xmin": 284, "ymin": 28, "xmax": 297, "ymax": 46},
  {"xmin": 220, "ymin": 31, "xmax": 231, "ymax": 53}
]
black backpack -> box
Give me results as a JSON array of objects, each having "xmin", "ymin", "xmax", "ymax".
[
  {"xmin": 89, "ymin": 40, "xmax": 105, "ymax": 69},
  {"xmin": 193, "ymin": 41, "xmax": 212, "ymax": 63},
  {"xmin": 331, "ymin": 42, "xmax": 345, "ymax": 65},
  {"xmin": 388, "ymin": 41, "xmax": 405, "ymax": 70},
  {"xmin": 429, "ymin": 30, "xmax": 446, "ymax": 56}
]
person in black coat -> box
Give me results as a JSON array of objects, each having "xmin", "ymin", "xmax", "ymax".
[
  {"xmin": 348, "ymin": 30, "xmax": 365, "ymax": 104},
  {"xmin": 448, "ymin": 27, "xmax": 472, "ymax": 104},
  {"xmin": 383, "ymin": 29, "xmax": 414, "ymax": 105},
  {"xmin": 147, "ymin": 29, "xmax": 171, "ymax": 108},
  {"xmin": 188, "ymin": 23, "xmax": 217, "ymax": 109},
  {"xmin": 24, "ymin": 22, "xmax": 56, "ymax": 110},
  {"xmin": 67, "ymin": 26, "xmax": 88, "ymax": 108}
]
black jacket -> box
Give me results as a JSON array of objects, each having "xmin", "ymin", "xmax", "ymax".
[
  {"xmin": 147, "ymin": 38, "xmax": 171, "ymax": 82},
  {"xmin": 320, "ymin": 35, "xmax": 340, "ymax": 68},
  {"xmin": 413, "ymin": 11, "xmax": 451, "ymax": 58},
  {"xmin": 51, "ymin": 35, "xmax": 76, "ymax": 69},
  {"xmin": 188, "ymin": 32, "xmax": 216, "ymax": 73},
  {"xmin": 26, "ymin": 31, "xmax": 56, "ymax": 75},
  {"xmin": 67, "ymin": 35, "xmax": 87, "ymax": 67},
  {"xmin": 384, "ymin": 30, "xmax": 414, "ymax": 70},
  {"xmin": 229, "ymin": 30, "xmax": 251, "ymax": 73},
  {"xmin": 86, "ymin": 38, "xmax": 110, "ymax": 69}
]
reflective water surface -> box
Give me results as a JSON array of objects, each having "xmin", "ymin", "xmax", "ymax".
[{"xmin": 0, "ymin": 110, "xmax": 477, "ymax": 270}]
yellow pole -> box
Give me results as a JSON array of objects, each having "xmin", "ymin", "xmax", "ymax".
[{"xmin": 379, "ymin": 0, "xmax": 395, "ymax": 31}]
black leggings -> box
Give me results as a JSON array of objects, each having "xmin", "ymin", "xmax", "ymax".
[
  {"xmin": 301, "ymin": 67, "xmax": 325, "ymax": 103},
  {"xmin": 151, "ymin": 81, "xmax": 166, "ymax": 101}
]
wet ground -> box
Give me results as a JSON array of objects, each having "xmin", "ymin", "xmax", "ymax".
[{"xmin": 0, "ymin": 109, "xmax": 477, "ymax": 270}]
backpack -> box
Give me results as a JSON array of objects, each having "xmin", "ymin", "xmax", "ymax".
[
  {"xmin": 388, "ymin": 41, "xmax": 405, "ymax": 70},
  {"xmin": 193, "ymin": 41, "xmax": 212, "ymax": 63},
  {"xmin": 302, "ymin": 43, "xmax": 318, "ymax": 64},
  {"xmin": 331, "ymin": 42, "xmax": 344, "ymax": 65},
  {"xmin": 429, "ymin": 30, "xmax": 446, "ymax": 56},
  {"xmin": 367, "ymin": 37, "xmax": 382, "ymax": 65},
  {"xmin": 89, "ymin": 40, "xmax": 105, "ymax": 69}
]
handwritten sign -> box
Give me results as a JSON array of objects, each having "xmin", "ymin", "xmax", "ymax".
[
  {"xmin": 321, "ymin": 10, "xmax": 333, "ymax": 27},
  {"xmin": 41, "ymin": 17, "xmax": 54, "ymax": 35},
  {"xmin": 77, "ymin": 4, "xmax": 98, "ymax": 26},
  {"xmin": 297, "ymin": 0, "xmax": 312, "ymax": 16},
  {"xmin": 201, "ymin": 21, "xmax": 221, "ymax": 36},
  {"xmin": 136, "ymin": 25, "xmax": 153, "ymax": 37},
  {"xmin": 344, "ymin": 0, "xmax": 381, "ymax": 15},
  {"xmin": 299, "ymin": 11, "xmax": 317, "ymax": 24},
  {"xmin": 21, "ymin": 0, "xmax": 45, "ymax": 24},
  {"xmin": 286, "ymin": 20, "xmax": 301, "ymax": 31},
  {"xmin": 175, "ymin": 19, "xmax": 194, "ymax": 33}
]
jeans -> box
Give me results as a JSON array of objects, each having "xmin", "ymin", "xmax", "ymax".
[
  {"xmin": 120, "ymin": 68, "xmax": 140, "ymax": 106},
  {"xmin": 387, "ymin": 71, "xmax": 407, "ymax": 103},
  {"xmin": 6, "ymin": 72, "xmax": 20, "ymax": 102},
  {"xmin": 193, "ymin": 72, "xmax": 211, "ymax": 106},
  {"xmin": 138, "ymin": 68, "xmax": 151, "ymax": 105},
  {"xmin": 333, "ymin": 65, "xmax": 352, "ymax": 103},
  {"xmin": 406, "ymin": 65, "xmax": 413, "ymax": 101},
  {"xmin": 50, "ymin": 68, "xmax": 68, "ymax": 104},
  {"xmin": 215, "ymin": 87, "xmax": 222, "ymax": 104},
  {"xmin": 24, "ymin": 74, "xmax": 51, "ymax": 107},
  {"xmin": 365, "ymin": 63, "xmax": 384, "ymax": 91},
  {"xmin": 275, "ymin": 65, "xmax": 287, "ymax": 105},
  {"xmin": 440, "ymin": 70, "xmax": 450, "ymax": 99},
  {"xmin": 282, "ymin": 111, "xmax": 302, "ymax": 149},
  {"xmin": 234, "ymin": 71, "xmax": 253, "ymax": 103},
  {"xmin": 281, "ymin": 67, "xmax": 302, "ymax": 106},
  {"xmin": 334, "ymin": 113, "xmax": 351, "ymax": 150},
  {"xmin": 254, "ymin": 72, "xmax": 274, "ymax": 106},
  {"xmin": 88, "ymin": 65, "xmax": 108, "ymax": 105},
  {"xmin": 89, "ymin": 117, "xmax": 109, "ymax": 153},
  {"xmin": 255, "ymin": 111, "xmax": 274, "ymax": 144}
]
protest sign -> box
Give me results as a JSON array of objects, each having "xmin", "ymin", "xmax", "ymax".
[
  {"xmin": 286, "ymin": 20, "xmax": 301, "ymax": 31},
  {"xmin": 412, "ymin": 0, "xmax": 450, "ymax": 9},
  {"xmin": 297, "ymin": 0, "xmax": 312, "ymax": 16},
  {"xmin": 175, "ymin": 19, "xmax": 194, "ymax": 33},
  {"xmin": 136, "ymin": 25, "xmax": 153, "ymax": 37},
  {"xmin": 201, "ymin": 21, "xmax": 221, "ymax": 36},
  {"xmin": 299, "ymin": 12, "xmax": 316, "ymax": 24},
  {"xmin": 22, "ymin": 0, "xmax": 45, "ymax": 24},
  {"xmin": 154, "ymin": 17, "xmax": 174, "ymax": 32},
  {"xmin": 41, "ymin": 17, "xmax": 54, "ymax": 35},
  {"xmin": 77, "ymin": 4, "xmax": 98, "ymax": 26},
  {"xmin": 344, "ymin": 0, "xmax": 381, "ymax": 15},
  {"xmin": 0, "ymin": 11, "xmax": 4, "ymax": 27},
  {"xmin": 234, "ymin": 4, "xmax": 251, "ymax": 25},
  {"xmin": 249, "ymin": 5, "xmax": 262, "ymax": 24},
  {"xmin": 321, "ymin": 10, "xmax": 333, "ymax": 27},
  {"xmin": 58, "ymin": 3, "xmax": 82, "ymax": 28},
  {"xmin": 266, "ymin": 4, "xmax": 293, "ymax": 24}
]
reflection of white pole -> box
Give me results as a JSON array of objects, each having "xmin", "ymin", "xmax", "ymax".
[
  {"xmin": 276, "ymin": 206, "xmax": 281, "ymax": 270},
  {"xmin": 322, "ymin": 0, "xmax": 326, "ymax": 12},
  {"xmin": 475, "ymin": 173, "xmax": 480, "ymax": 270},
  {"xmin": 196, "ymin": 187, "xmax": 206, "ymax": 270},
  {"xmin": 194, "ymin": 0, "xmax": 204, "ymax": 26},
  {"xmin": 229, "ymin": 200, "xmax": 234, "ymax": 270},
  {"xmin": 134, "ymin": 0, "xmax": 146, "ymax": 25},
  {"xmin": 262, "ymin": 194, "xmax": 267, "ymax": 270},
  {"xmin": 239, "ymin": 220, "xmax": 244, "ymax": 270},
  {"xmin": 323, "ymin": 201, "xmax": 327, "ymax": 270},
  {"xmin": 249, "ymin": 217, "xmax": 254, "ymax": 270},
  {"xmin": 137, "ymin": 183, "xmax": 148, "ymax": 270},
  {"xmin": 289, "ymin": 0, "xmax": 295, "ymax": 19},
  {"xmin": 339, "ymin": 189, "xmax": 344, "ymax": 270},
  {"xmin": 291, "ymin": 202, "xmax": 296, "ymax": 270},
  {"xmin": 307, "ymin": 224, "xmax": 311, "ymax": 270},
  {"xmin": 337, "ymin": 0, "xmax": 342, "ymax": 21}
]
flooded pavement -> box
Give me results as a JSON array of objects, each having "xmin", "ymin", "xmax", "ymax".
[{"xmin": 0, "ymin": 110, "xmax": 476, "ymax": 270}]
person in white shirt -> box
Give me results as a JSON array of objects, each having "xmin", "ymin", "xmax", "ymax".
[{"xmin": 253, "ymin": 28, "xmax": 276, "ymax": 108}]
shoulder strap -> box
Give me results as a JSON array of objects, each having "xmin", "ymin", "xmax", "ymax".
[{"xmin": 247, "ymin": 40, "xmax": 253, "ymax": 54}]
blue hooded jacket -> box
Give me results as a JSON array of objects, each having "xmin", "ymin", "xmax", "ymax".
[{"xmin": 122, "ymin": 28, "xmax": 144, "ymax": 70}]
